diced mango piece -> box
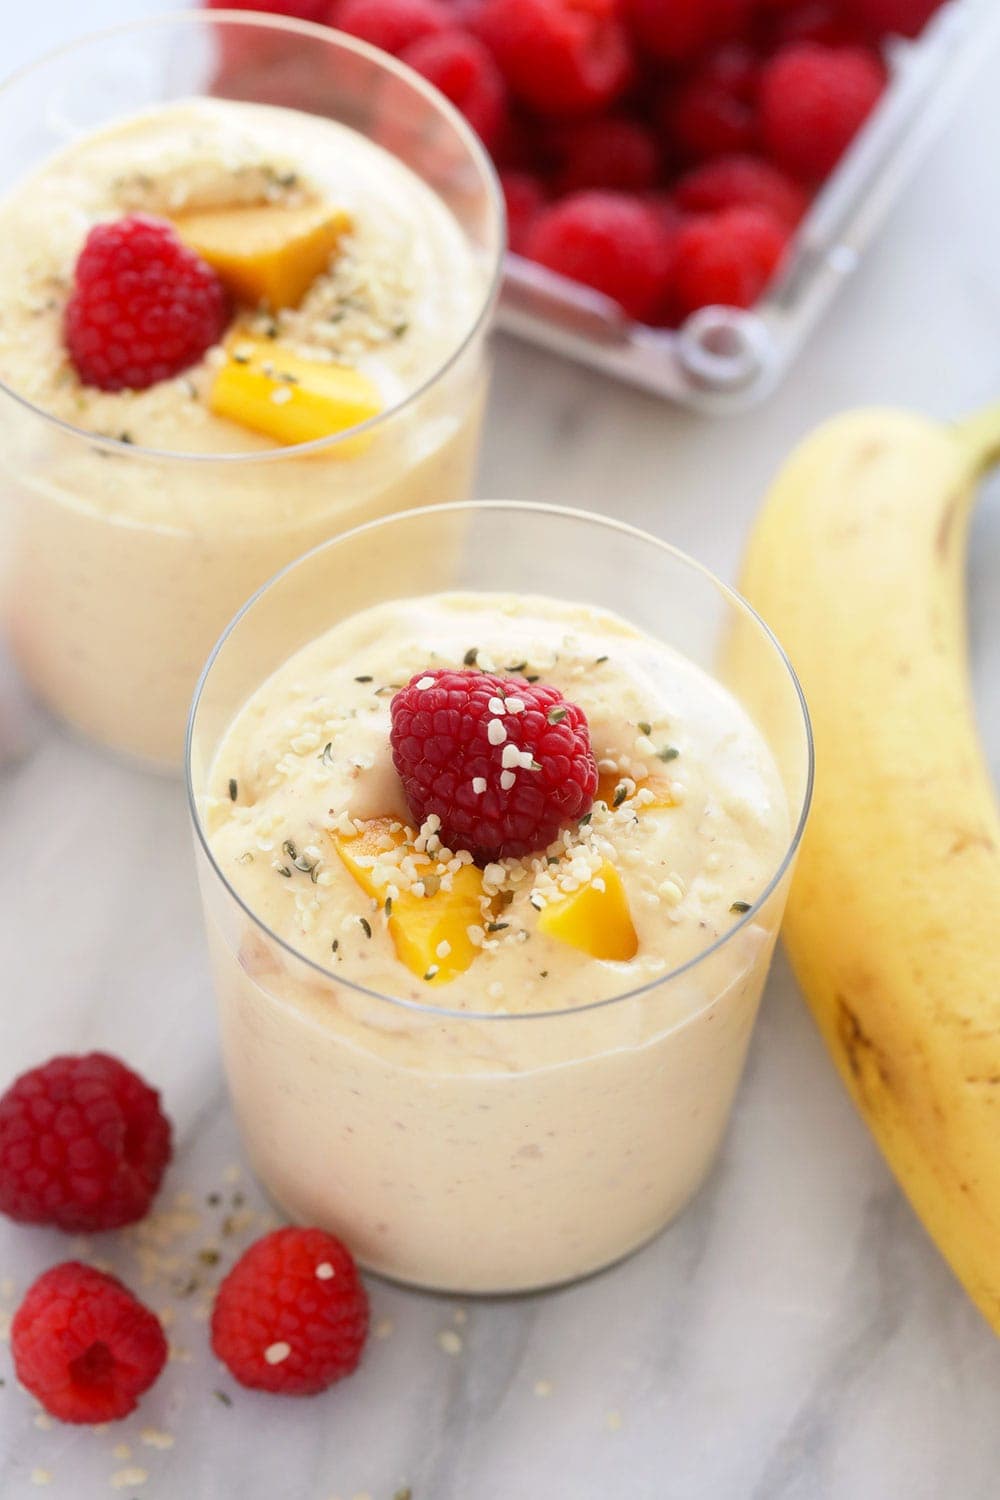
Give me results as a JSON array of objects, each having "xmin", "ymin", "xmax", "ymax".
[
  {"xmin": 332, "ymin": 818, "xmax": 484, "ymax": 984},
  {"xmin": 537, "ymin": 861, "xmax": 638, "ymax": 962},
  {"xmin": 597, "ymin": 771, "xmax": 675, "ymax": 810},
  {"xmin": 209, "ymin": 337, "xmax": 381, "ymax": 451},
  {"xmin": 173, "ymin": 200, "xmax": 352, "ymax": 310}
]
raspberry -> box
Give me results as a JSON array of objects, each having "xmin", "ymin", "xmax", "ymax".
[
  {"xmin": 759, "ymin": 42, "xmax": 885, "ymax": 181},
  {"xmin": 524, "ymin": 191, "xmax": 673, "ymax": 322},
  {"xmin": 675, "ymin": 154, "xmax": 809, "ymax": 226},
  {"xmin": 65, "ymin": 215, "xmax": 229, "ymax": 392},
  {"xmin": 673, "ymin": 207, "xmax": 789, "ymax": 315},
  {"xmin": 390, "ymin": 668, "xmax": 599, "ymax": 862},
  {"xmin": 501, "ymin": 170, "xmax": 547, "ymax": 254},
  {"xmin": 11, "ymin": 1263, "xmax": 167, "ymax": 1424},
  {"xmin": 765, "ymin": 1, "xmax": 871, "ymax": 46},
  {"xmin": 0, "ymin": 1053, "xmax": 171, "ymax": 1232},
  {"xmin": 665, "ymin": 43, "xmax": 761, "ymax": 160},
  {"xmin": 211, "ymin": 1228, "xmax": 368, "ymax": 1395},
  {"xmin": 334, "ymin": 0, "xmax": 450, "ymax": 54},
  {"xmin": 551, "ymin": 116, "xmax": 660, "ymax": 195},
  {"xmin": 401, "ymin": 31, "xmax": 508, "ymax": 150},
  {"xmin": 624, "ymin": 0, "xmax": 753, "ymax": 63},
  {"xmin": 474, "ymin": 0, "xmax": 633, "ymax": 118},
  {"xmin": 845, "ymin": 0, "xmax": 942, "ymax": 38}
]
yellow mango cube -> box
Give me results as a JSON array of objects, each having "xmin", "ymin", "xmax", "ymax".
[
  {"xmin": 173, "ymin": 200, "xmax": 352, "ymax": 310},
  {"xmin": 332, "ymin": 818, "xmax": 484, "ymax": 984},
  {"xmin": 537, "ymin": 861, "xmax": 638, "ymax": 962},
  {"xmin": 209, "ymin": 338, "xmax": 381, "ymax": 451}
]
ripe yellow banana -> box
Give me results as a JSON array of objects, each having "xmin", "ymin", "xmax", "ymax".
[{"xmin": 737, "ymin": 403, "xmax": 1000, "ymax": 1333}]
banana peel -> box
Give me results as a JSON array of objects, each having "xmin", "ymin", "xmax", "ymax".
[{"xmin": 736, "ymin": 401, "xmax": 1000, "ymax": 1333}]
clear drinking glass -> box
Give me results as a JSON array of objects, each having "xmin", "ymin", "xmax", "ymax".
[
  {"xmin": 0, "ymin": 13, "xmax": 503, "ymax": 770},
  {"xmin": 187, "ymin": 503, "xmax": 813, "ymax": 1295}
]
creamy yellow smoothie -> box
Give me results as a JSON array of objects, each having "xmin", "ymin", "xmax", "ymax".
[
  {"xmin": 197, "ymin": 591, "xmax": 792, "ymax": 1292},
  {"xmin": 0, "ymin": 97, "xmax": 496, "ymax": 767}
]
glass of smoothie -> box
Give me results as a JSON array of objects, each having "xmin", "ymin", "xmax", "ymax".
[
  {"xmin": 0, "ymin": 13, "xmax": 502, "ymax": 769},
  {"xmin": 187, "ymin": 503, "xmax": 813, "ymax": 1295}
]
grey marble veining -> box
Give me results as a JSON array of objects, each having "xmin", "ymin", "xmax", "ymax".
[{"xmin": 4, "ymin": 5, "xmax": 1000, "ymax": 1498}]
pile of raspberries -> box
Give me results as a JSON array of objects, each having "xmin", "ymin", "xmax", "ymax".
[{"xmin": 208, "ymin": 0, "xmax": 943, "ymax": 323}]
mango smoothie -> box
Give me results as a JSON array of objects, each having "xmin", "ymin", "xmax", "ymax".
[
  {"xmin": 194, "ymin": 582, "xmax": 799, "ymax": 1293},
  {"xmin": 0, "ymin": 78, "xmax": 499, "ymax": 767}
]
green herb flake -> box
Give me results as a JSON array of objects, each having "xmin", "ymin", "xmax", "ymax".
[
  {"xmin": 228, "ymin": 778, "xmax": 238, "ymax": 802},
  {"xmin": 359, "ymin": 916, "xmax": 372, "ymax": 939},
  {"xmin": 214, "ymin": 1389, "xmax": 233, "ymax": 1408},
  {"xmin": 594, "ymin": 655, "xmax": 609, "ymax": 665},
  {"xmin": 319, "ymin": 742, "xmax": 336, "ymax": 767},
  {"xmin": 578, "ymin": 812, "xmax": 592, "ymax": 826},
  {"xmin": 486, "ymin": 921, "xmax": 509, "ymax": 933},
  {"xmin": 331, "ymin": 939, "xmax": 340, "ymax": 954},
  {"xmin": 730, "ymin": 900, "xmax": 752, "ymax": 914},
  {"xmin": 638, "ymin": 721, "xmax": 652, "ymax": 737},
  {"xmin": 547, "ymin": 706, "xmax": 568, "ymax": 725},
  {"xmin": 282, "ymin": 839, "xmax": 297, "ymax": 860},
  {"xmin": 612, "ymin": 783, "xmax": 629, "ymax": 808},
  {"xmin": 657, "ymin": 745, "xmax": 680, "ymax": 763},
  {"xmin": 276, "ymin": 865, "xmax": 292, "ymax": 878},
  {"xmin": 384, "ymin": 896, "xmax": 393, "ymax": 917},
  {"xmin": 423, "ymin": 966, "xmax": 439, "ymax": 981},
  {"xmin": 463, "ymin": 647, "xmax": 479, "ymax": 666},
  {"xmin": 355, "ymin": 674, "xmax": 373, "ymax": 683}
]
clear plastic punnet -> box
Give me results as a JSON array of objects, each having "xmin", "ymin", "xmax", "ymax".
[{"xmin": 499, "ymin": 0, "xmax": 999, "ymax": 408}]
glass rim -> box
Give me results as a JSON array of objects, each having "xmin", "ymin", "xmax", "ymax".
[
  {"xmin": 185, "ymin": 499, "xmax": 815, "ymax": 1024},
  {"xmin": 0, "ymin": 7, "xmax": 505, "ymax": 465}
]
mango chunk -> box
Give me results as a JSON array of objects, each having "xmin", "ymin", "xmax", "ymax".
[
  {"xmin": 597, "ymin": 771, "xmax": 675, "ymax": 811},
  {"xmin": 209, "ymin": 337, "xmax": 381, "ymax": 451},
  {"xmin": 537, "ymin": 861, "xmax": 638, "ymax": 962},
  {"xmin": 173, "ymin": 200, "xmax": 352, "ymax": 310},
  {"xmin": 332, "ymin": 818, "xmax": 484, "ymax": 984}
]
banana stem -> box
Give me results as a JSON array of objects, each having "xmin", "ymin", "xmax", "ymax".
[{"xmin": 954, "ymin": 400, "xmax": 1000, "ymax": 477}]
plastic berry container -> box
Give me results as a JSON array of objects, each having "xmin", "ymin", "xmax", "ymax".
[{"xmin": 497, "ymin": 0, "xmax": 996, "ymax": 409}]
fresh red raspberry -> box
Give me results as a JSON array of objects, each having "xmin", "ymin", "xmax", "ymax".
[
  {"xmin": 524, "ymin": 190, "xmax": 673, "ymax": 322},
  {"xmin": 765, "ymin": 0, "xmax": 871, "ymax": 46},
  {"xmin": 675, "ymin": 154, "xmax": 809, "ymax": 226},
  {"xmin": 65, "ymin": 215, "xmax": 229, "ymax": 392},
  {"xmin": 501, "ymin": 170, "xmax": 547, "ymax": 254},
  {"xmin": 665, "ymin": 42, "xmax": 761, "ymax": 160},
  {"xmin": 759, "ymin": 42, "xmax": 885, "ymax": 181},
  {"xmin": 334, "ymin": 0, "xmax": 450, "ymax": 54},
  {"xmin": 673, "ymin": 206, "xmax": 789, "ymax": 315},
  {"xmin": 211, "ymin": 1228, "xmax": 368, "ymax": 1395},
  {"xmin": 0, "ymin": 1053, "xmax": 171, "ymax": 1232},
  {"xmin": 845, "ymin": 0, "xmax": 942, "ymax": 38},
  {"xmin": 390, "ymin": 668, "xmax": 598, "ymax": 862},
  {"xmin": 624, "ymin": 0, "xmax": 753, "ymax": 63},
  {"xmin": 401, "ymin": 31, "xmax": 508, "ymax": 150},
  {"xmin": 12, "ymin": 1263, "xmax": 167, "ymax": 1424},
  {"xmin": 474, "ymin": 0, "xmax": 633, "ymax": 118},
  {"xmin": 551, "ymin": 116, "xmax": 660, "ymax": 195}
]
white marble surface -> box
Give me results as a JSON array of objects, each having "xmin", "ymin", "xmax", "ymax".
[{"xmin": 3, "ymin": 5, "xmax": 1000, "ymax": 1498}]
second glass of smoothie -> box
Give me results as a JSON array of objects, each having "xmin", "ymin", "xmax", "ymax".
[
  {"xmin": 188, "ymin": 503, "xmax": 813, "ymax": 1295},
  {"xmin": 0, "ymin": 13, "xmax": 502, "ymax": 769}
]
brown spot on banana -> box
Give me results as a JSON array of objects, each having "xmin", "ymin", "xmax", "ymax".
[{"xmin": 835, "ymin": 992, "xmax": 893, "ymax": 1101}]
